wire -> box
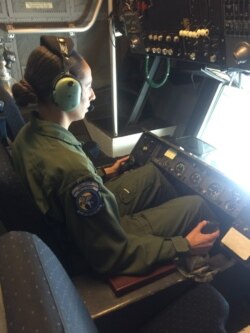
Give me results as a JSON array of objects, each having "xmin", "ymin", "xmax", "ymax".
[{"xmin": 145, "ymin": 54, "xmax": 170, "ymax": 88}]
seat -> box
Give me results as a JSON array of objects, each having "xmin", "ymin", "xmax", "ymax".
[
  {"xmin": 0, "ymin": 231, "xmax": 98, "ymax": 333},
  {"xmin": 0, "ymin": 231, "xmax": 229, "ymax": 333},
  {"xmin": 0, "ymin": 84, "xmax": 25, "ymax": 141},
  {"xmin": 0, "ymin": 140, "xmax": 80, "ymax": 274},
  {"xmin": 0, "ymin": 86, "xmax": 38, "ymax": 232},
  {"xmin": 0, "ymin": 140, "xmax": 44, "ymax": 233}
]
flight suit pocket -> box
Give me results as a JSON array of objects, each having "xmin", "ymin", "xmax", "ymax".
[{"xmin": 118, "ymin": 183, "xmax": 137, "ymax": 204}]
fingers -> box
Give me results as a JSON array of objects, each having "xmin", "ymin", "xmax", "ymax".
[
  {"xmin": 195, "ymin": 220, "xmax": 209, "ymax": 231},
  {"xmin": 196, "ymin": 220, "xmax": 220, "ymax": 237},
  {"xmin": 106, "ymin": 156, "xmax": 130, "ymax": 177},
  {"xmin": 113, "ymin": 156, "xmax": 129, "ymax": 168},
  {"xmin": 118, "ymin": 156, "xmax": 130, "ymax": 164},
  {"xmin": 205, "ymin": 229, "xmax": 220, "ymax": 240},
  {"xmin": 199, "ymin": 230, "xmax": 220, "ymax": 249},
  {"xmin": 186, "ymin": 221, "xmax": 220, "ymax": 252},
  {"xmin": 189, "ymin": 221, "xmax": 220, "ymax": 238}
]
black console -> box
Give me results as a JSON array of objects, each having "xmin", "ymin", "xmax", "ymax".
[{"xmin": 127, "ymin": 132, "xmax": 250, "ymax": 265}]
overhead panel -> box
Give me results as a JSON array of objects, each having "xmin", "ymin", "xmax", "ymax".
[
  {"xmin": 5, "ymin": 0, "xmax": 90, "ymax": 22},
  {"xmin": 0, "ymin": 0, "xmax": 8, "ymax": 21},
  {"xmin": 118, "ymin": 0, "xmax": 250, "ymax": 70}
]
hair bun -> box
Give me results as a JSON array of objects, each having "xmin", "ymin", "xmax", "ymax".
[{"xmin": 12, "ymin": 79, "xmax": 37, "ymax": 106}]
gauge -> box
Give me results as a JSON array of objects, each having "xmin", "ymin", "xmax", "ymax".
[
  {"xmin": 175, "ymin": 162, "xmax": 185, "ymax": 176},
  {"xmin": 190, "ymin": 172, "xmax": 202, "ymax": 186},
  {"xmin": 225, "ymin": 200, "xmax": 236, "ymax": 212},
  {"xmin": 207, "ymin": 183, "xmax": 222, "ymax": 200},
  {"xmin": 232, "ymin": 191, "xmax": 242, "ymax": 203},
  {"xmin": 155, "ymin": 157, "xmax": 168, "ymax": 169}
]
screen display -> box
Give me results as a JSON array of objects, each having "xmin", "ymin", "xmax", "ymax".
[{"xmin": 165, "ymin": 148, "xmax": 177, "ymax": 160}]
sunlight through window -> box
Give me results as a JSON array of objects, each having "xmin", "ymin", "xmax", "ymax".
[{"xmin": 198, "ymin": 83, "xmax": 250, "ymax": 193}]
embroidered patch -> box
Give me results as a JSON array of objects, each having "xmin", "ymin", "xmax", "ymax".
[{"xmin": 72, "ymin": 181, "xmax": 103, "ymax": 216}]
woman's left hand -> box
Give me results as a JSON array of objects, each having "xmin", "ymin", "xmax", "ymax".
[{"xmin": 104, "ymin": 156, "xmax": 130, "ymax": 178}]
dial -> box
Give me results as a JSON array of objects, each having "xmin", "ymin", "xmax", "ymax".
[
  {"xmin": 190, "ymin": 172, "xmax": 202, "ymax": 185},
  {"xmin": 232, "ymin": 191, "xmax": 242, "ymax": 203},
  {"xmin": 175, "ymin": 162, "xmax": 185, "ymax": 176},
  {"xmin": 225, "ymin": 200, "xmax": 237, "ymax": 212},
  {"xmin": 207, "ymin": 183, "xmax": 222, "ymax": 200}
]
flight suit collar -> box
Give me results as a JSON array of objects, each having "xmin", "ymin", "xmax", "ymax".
[{"xmin": 30, "ymin": 111, "xmax": 82, "ymax": 146}]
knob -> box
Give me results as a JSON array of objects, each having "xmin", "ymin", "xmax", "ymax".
[
  {"xmin": 192, "ymin": 31, "xmax": 199, "ymax": 38},
  {"xmin": 187, "ymin": 31, "xmax": 193, "ymax": 38},
  {"xmin": 162, "ymin": 48, "xmax": 168, "ymax": 55},
  {"xmin": 179, "ymin": 30, "xmax": 186, "ymax": 37},
  {"xmin": 210, "ymin": 54, "xmax": 217, "ymax": 63},
  {"xmin": 189, "ymin": 52, "xmax": 196, "ymax": 61},
  {"xmin": 197, "ymin": 29, "xmax": 209, "ymax": 37},
  {"xmin": 168, "ymin": 48, "xmax": 173, "ymax": 56},
  {"xmin": 162, "ymin": 48, "xmax": 173, "ymax": 56},
  {"xmin": 130, "ymin": 36, "xmax": 140, "ymax": 48},
  {"xmin": 233, "ymin": 41, "xmax": 250, "ymax": 64}
]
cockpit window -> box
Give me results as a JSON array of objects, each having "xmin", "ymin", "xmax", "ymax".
[{"xmin": 197, "ymin": 81, "xmax": 250, "ymax": 193}]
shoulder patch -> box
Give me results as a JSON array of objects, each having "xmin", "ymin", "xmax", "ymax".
[{"xmin": 72, "ymin": 181, "xmax": 103, "ymax": 216}]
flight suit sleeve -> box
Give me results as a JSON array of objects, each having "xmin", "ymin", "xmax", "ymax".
[
  {"xmin": 96, "ymin": 167, "xmax": 108, "ymax": 181},
  {"xmin": 60, "ymin": 174, "xmax": 190, "ymax": 275}
]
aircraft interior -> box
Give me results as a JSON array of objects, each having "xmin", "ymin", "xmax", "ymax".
[{"xmin": 0, "ymin": 1, "xmax": 250, "ymax": 332}]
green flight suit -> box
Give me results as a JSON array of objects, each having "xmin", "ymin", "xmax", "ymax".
[{"xmin": 12, "ymin": 112, "xmax": 214, "ymax": 275}]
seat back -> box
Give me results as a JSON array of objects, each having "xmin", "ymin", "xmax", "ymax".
[
  {"xmin": 0, "ymin": 141, "xmax": 45, "ymax": 233},
  {"xmin": 0, "ymin": 231, "xmax": 98, "ymax": 333},
  {"xmin": 0, "ymin": 84, "xmax": 25, "ymax": 141},
  {"xmin": 0, "ymin": 141, "xmax": 85, "ymax": 275}
]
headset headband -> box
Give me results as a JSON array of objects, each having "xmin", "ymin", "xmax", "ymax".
[{"xmin": 40, "ymin": 35, "xmax": 74, "ymax": 58}]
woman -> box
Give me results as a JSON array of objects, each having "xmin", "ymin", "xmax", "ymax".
[{"xmin": 11, "ymin": 35, "xmax": 219, "ymax": 275}]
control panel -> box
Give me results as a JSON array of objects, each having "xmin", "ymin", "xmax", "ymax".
[
  {"xmin": 130, "ymin": 132, "xmax": 250, "ymax": 219},
  {"xmin": 116, "ymin": 0, "xmax": 250, "ymax": 69},
  {"xmin": 143, "ymin": 0, "xmax": 225, "ymax": 68}
]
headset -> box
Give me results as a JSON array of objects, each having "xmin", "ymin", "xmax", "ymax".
[{"xmin": 40, "ymin": 35, "xmax": 82, "ymax": 112}]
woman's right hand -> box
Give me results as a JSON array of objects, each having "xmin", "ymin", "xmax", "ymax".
[{"xmin": 185, "ymin": 220, "xmax": 220, "ymax": 255}]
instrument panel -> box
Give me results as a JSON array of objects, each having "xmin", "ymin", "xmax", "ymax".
[
  {"xmin": 153, "ymin": 154, "xmax": 247, "ymax": 218},
  {"xmin": 117, "ymin": 0, "xmax": 250, "ymax": 69},
  {"xmin": 131, "ymin": 132, "xmax": 249, "ymax": 219}
]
